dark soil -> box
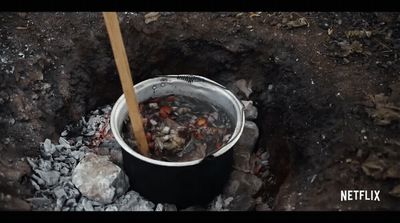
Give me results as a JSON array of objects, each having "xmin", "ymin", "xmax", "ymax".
[{"xmin": 1, "ymin": 12, "xmax": 400, "ymax": 210}]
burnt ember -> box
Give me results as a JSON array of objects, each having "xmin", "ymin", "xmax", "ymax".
[{"xmin": 122, "ymin": 95, "xmax": 234, "ymax": 162}]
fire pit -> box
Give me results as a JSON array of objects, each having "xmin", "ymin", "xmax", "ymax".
[{"xmin": 110, "ymin": 75, "xmax": 245, "ymax": 208}]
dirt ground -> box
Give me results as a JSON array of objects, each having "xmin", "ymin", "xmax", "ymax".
[{"xmin": 1, "ymin": 12, "xmax": 400, "ymax": 211}]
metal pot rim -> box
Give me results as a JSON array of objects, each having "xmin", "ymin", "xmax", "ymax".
[{"xmin": 110, "ymin": 75, "xmax": 245, "ymax": 167}]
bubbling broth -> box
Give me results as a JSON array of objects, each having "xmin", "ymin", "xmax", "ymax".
[{"xmin": 122, "ymin": 94, "xmax": 235, "ymax": 162}]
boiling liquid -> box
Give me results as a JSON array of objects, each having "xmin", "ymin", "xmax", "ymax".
[{"xmin": 122, "ymin": 94, "xmax": 234, "ymax": 162}]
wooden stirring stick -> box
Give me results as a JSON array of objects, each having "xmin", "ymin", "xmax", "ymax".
[{"xmin": 103, "ymin": 12, "xmax": 149, "ymax": 156}]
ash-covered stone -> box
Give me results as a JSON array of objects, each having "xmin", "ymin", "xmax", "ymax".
[
  {"xmin": 81, "ymin": 197, "xmax": 94, "ymax": 211},
  {"xmin": 53, "ymin": 187, "xmax": 67, "ymax": 199},
  {"xmin": 41, "ymin": 138, "xmax": 56, "ymax": 157},
  {"xmin": 34, "ymin": 169, "xmax": 60, "ymax": 186},
  {"xmin": 242, "ymin": 100, "xmax": 258, "ymax": 120},
  {"xmin": 71, "ymin": 150, "xmax": 85, "ymax": 161},
  {"xmin": 209, "ymin": 195, "xmax": 227, "ymax": 211},
  {"xmin": 115, "ymin": 191, "xmax": 155, "ymax": 211},
  {"xmin": 65, "ymin": 198, "xmax": 77, "ymax": 207},
  {"xmin": 224, "ymin": 170, "xmax": 263, "ymax": 197},
  {"xmin": 59, "ymin": 137, "xmax": 71, "ymax": 148},
  {"xmin": 72, "ymin": 153, "xmax": 129, "ymax": 204},
  {"xmin": 37, "ymin": 159, "xmax": 52, "ymax": 171},
  {"xmin": 97, "ymin": 146, "xmax": 110, "ymax": 156},
  {"xmin": 109, "ymin": 148, "xmax": 123, "ymax": 166},
  {"xmin": 236, "ymin": 121, "xmax": 259, "ymax": 149},
  {"xmin": 233, "ymin": 121, "xmax": 260, "ymax": 172},
  {"xmin": 105, "ymin": 205, "xmax": 118, "ymax": 211}
]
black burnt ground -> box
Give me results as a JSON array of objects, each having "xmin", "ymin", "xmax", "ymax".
[{"xmin": 1, "ymin": 12, "xmax": 400, "ymax": 210}]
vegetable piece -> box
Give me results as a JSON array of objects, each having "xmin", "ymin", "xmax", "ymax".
[
  {"xmin": 195, "ymin": 117, "xmax": 208, "ymax": 127},
  {"xmin": 159, "ymin": 105, "xmax": 172, "ymax": 118}
]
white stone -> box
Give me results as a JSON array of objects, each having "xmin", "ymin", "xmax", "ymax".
[
  {"xmin": 72, "ymin": 153, "xmax": 129, "ymax": 204},
  {"xmin": 118, "ymin": 191, "xmax": 155, "ymax": 211},
  {"xmin": 42, "ymin": 138, "xmax": 56, "ymax": 155}
]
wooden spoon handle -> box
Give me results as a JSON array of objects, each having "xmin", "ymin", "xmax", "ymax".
[{"xmin": 103, "ymin": 12, "xmax": 149, "ymax": 156}]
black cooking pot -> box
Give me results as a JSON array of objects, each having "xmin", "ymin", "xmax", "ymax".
[
  {"xmin": 122, "ymin": 147, "xmax": 234, "ymax": 208},
  {"xmin": 110, "ymin": 75, "xmax": 245, "ymax": 208}
]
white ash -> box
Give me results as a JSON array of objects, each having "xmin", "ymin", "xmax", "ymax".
[{"xmin": 25, "ymin": 103, "xmax": 268, "ymax": 211}]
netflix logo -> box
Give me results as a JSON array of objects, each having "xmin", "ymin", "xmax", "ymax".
[{"xmin": 340, "ymin": 190, "xmax": 380, "ymax": 201}]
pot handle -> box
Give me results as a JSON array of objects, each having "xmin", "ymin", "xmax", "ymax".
[{"xmin": 162, "ymin": 74, "xmax": 227, "ymax": 89}]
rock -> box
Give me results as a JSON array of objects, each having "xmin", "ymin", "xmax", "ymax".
[
  {"xmin": 53, "ymin": 162, "xmax": 62, "ymax": 171},
  {"xmin": 224, "ymin": 170, "xmax": 263, "ymax": 197},
  {"xmin": 236, "ymin": 121, "xmax": 259, "ymax": 149},
  {"xmin": 389, "ymin": 185, "xmax": 400, "ymax": 198},
  {"xmin": 42, "ymin": 139, "xmax": 56, "ymax": 156},
  {"xmin": 65, "ymin": 198, "xmax": 77, "ymax": 207},
  {"xmin": 110, "ymin": 148, "xmax": 123, "ymax": 166},
  {"xmin": 94, "ymin": 206, "xmax": 104, "ymax": 211},
  {"xmin": 144, "ymin": 12, "xmax": 160, "ymax": 24},
  {"xmin": 65, "ymin": 157, "xmax": 77, "ymax": 167},
  {"xmin": 53, "ymin": 187, "xmax": 67, "ymax": 199},
  {"xmin": 103, "ymin": 138, "xmax": 121, "ymax": 148},
  {"xmin": 118, "ymin": 191, "xmax": 155, "ymax": 211},
  {"xmin": 210, "ymin": 195, "xmax": 225, "ymax": 211},
  {"xmin": 155, "ymin": 203, "xmax": 163, "ymax": 211},
  {"xmin": 232, "ymin": 121, "xmax": 259, "ymax": 172},
  {"xmin": 60, "ymin": 167, "xmax": 69, "ymax": 175},
  {"xmin": 37, "ymin": 159, "xmax": 52, "ymax": 171},
  {"xmin": 31, "ymin": 174, "xmax": 44, "ymax": 186},
  {"xmin": 233, "ymin": 146, "xmax": 252, "ymax": 172},
  {"xmin": 82, "ymin": 198, "xmax": 94, "ymax": 211},
  {"xmin": 105, "ymin": 205, "xmax": 118, "ymax": 211},
  {"xmin": 54, "ymin": 155, "xmax": 66, "ymax": 162},
  {"xmin": 75, "ymin": 203, "xmax": 84, "ymax": 211},
  {"xmin": 361, "ymin": 154, "xmax": 387, "ymax": 179},
  {"xmin": 61, "ymin": 130, "xmax": 68, "ymax": 137},
  {"xmin": 55, "ymin": 197, "xmax": 66, "ymax": 211},
  {"xmin": 224, "ymin": 197, "xmax": 234, "ymax": 207},
  {"xmin": 26, "ymin": 157, "xmax": 38, "ymax": 169},
  {"xmin": 35, "ymin": 169, "xmax": 60, "ymax": 186},
  {"xmin": 97, "ymin": 146, "xmax": 110, "ymax": 156},
  {"xmin": 71, "ymin": 150, "xmax": 85, "ymax": 161},
  {"xmin": 72, "ymin": 153, "xmax": 129, "ymax": 204},
  {"xmin": 31, "ymin": 180, "xmax": 41, "ymax": 190},
  {"xmin": 226, "ymin": 195, "xmax": 256, "ymax": 211},
  {"xmin": 242, "ymin": 100, "xmax": 258, "ymax": 120},
  {"xmin": 59, "ymin": 137, "xmax": 71, "ymax": 148},
  {"xmin": 66, "ymin": 188, "xmax": 81, "ymax": 199},
  {"xmin": 235, "ymin": 79, "xmax": 253, "ymax": 99},
  {"xmin": 384, "ymin": 164, "xmax": 400, "ymax": 179},
  {"xmin": 60, "ymin": 148, "xmax": 72, "ymax": 157}
]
